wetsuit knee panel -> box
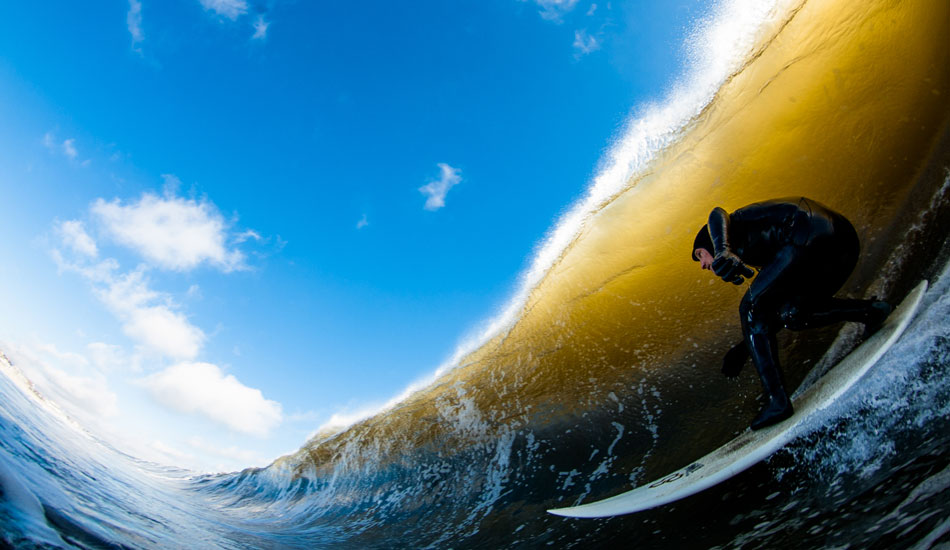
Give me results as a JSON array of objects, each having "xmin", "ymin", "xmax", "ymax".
[
  {"xmin": 778, "ymin": 301, "xmax": 806, "ymax": 330},
  {"xmin": 740, "ymin": 294, "xmax": 772, "ymax": 335}
]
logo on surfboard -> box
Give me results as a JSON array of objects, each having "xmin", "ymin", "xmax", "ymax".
[{"xmin": 648, "ymin": 462, "xmax": 705, "ymax": 488}]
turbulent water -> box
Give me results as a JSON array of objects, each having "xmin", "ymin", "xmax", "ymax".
[{"xmin": 2, "ymin": 0, "xmax": 950, "ymax": 548}]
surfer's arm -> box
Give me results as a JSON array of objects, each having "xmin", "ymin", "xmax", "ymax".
[
  {"xmin": 707, "ymin": 208, "xmax": 753, "ymax": 284},
  {"xmin": 707, "ymin": 207, "xmax": 732, "ymax": 256}
]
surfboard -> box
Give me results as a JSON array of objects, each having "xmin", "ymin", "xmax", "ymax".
[{"xmin": 548, "ymin": 280, "xmax": 928, "ymax": 518}]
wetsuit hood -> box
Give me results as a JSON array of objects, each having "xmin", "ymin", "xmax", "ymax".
[{"xmin": 693, "ymin": 225, "xmax": 713, "ymax": 261}]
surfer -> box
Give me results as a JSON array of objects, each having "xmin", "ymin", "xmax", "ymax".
[{"xmin": 692, "ymin": 197, "xmax": 892, "ymax": 430}]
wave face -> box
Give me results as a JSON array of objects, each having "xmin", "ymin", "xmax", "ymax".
[{"xmin": 3, "ymin": 0, "xmax": 950, "ymax": 548}]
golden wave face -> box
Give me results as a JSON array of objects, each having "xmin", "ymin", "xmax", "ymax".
[{"xmin": 288, "ymin": 0, "xmax": 950, "ymax": 474}]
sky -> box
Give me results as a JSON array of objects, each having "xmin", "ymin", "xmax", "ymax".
[{"xmin": 0, "ymin": 0, "xmax": 712, "ymax": 472}]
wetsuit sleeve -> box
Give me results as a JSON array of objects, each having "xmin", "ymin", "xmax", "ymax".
[
  {"xmin": 708, "ymin": 207, "xmax": 754, "ymax": 284},
  {"xmin": 707, "ymin": 207, "xmax": 732, "ymax": 256}
]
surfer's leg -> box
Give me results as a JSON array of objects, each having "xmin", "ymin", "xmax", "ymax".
[
  {"xmin": 746, "ymin": 331, "xmax": 793, "ymax": 430},
  {"xmin": 740, "ymin": 246, "xmax": 798, "ymax": 430},
  {"xmin": 779, "ymin": 297, "xmax": 893, "ymax": 335},
  {"xmin": 739, "ymin": 300, "xmax": 793, "ymax": 430},
  {"xmin": 779, "ymin": 220, "xmax": 892, "ymax": 336}
]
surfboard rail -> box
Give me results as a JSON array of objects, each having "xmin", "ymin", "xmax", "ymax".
[{"xmin": 548, "ymin": 280, "xmax": 928, "ymax": 518}]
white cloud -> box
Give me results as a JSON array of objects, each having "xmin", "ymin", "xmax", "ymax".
[
  {"xmin": 534, "ymin": 0, "xmax": 580, "ymax": 22},
  {"xmin": 127, "ymin": 0, "xmax": 144, "ymax": 47},
  {"xmin": 62, "ymin": 138, "xmax": 78, "ymax": 159},
  {"xmin": 141, "ymin": 362, "xmax": 282, "ymax": 437},
  {"xmin": 86, "ymin": 342, "xmax": 128, "ymax": 373},
  {"xmin": 43, "ymin": 365, "xmax": 119, "ymax": 418},
  {"xmin": 32, "ymin": 341, "xmax": 89, "ymax": 369},
  {"xmin": 94, "ymin": 269, "xmax": 205, "ymax": 360},
  {"xmin": 252, "ymin": 16, "xmax": 269, "ymax": 40},
  {"xmin": 419, "ymin": 163, "xmax": 462, "ymax": 211},
  {"xmin": 95, "ymin": 267, "xmax": 160, "ymax": 311},
  {"xmin": 91, "ymin": 192, "xmax": 246, "ymax": 272},
  {"xmin": 57, "ymin": 220, "xmax": 98, "ymax": 258},
  {"xmin": 50, "ymin": 250, "xmax": 119, "ymax": 284},
  {"xmin": 356, "ymin": 214, "xmax": 368, "ymax": 229},
  {"xmin": 199, "ymin": 0, "xmax": 248, "ymax": 20},
  {"xmin": 51, "ymin": 185, "xmax": 258, "ymax": 361},
  {"xmin": 52, "ymin": 242, "xmax": 205, "ymax": 360},
  {"xmin": 233, "ymin": 229, "xmax": 262, "ymax": 244},
  {"xmin": 42, "ymin": 132, "xmax": 83, "ymax": 162},
  {"xmin": 124, "ymin": 306, "xmax": 205, "ymax": 360},
  {"xmin": 573, "ymin": 29, "xmax": 601, "ymax": 56}
]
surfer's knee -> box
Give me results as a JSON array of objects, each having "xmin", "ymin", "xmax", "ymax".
[
  {"xmin": 740, "ymin": 294, "xmax": 772, "ymax": 335},
  {"xmin": 778, "ymin": 301, "xmax": 807, "ymax": 330}
]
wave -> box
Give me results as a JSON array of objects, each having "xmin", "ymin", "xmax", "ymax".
[{"xmin": 312, "ymin": 0, "xmax": 807, "ymax": 439}]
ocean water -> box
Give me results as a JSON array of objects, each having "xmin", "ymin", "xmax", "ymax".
[
  {"xmin": 2, "ymin": 0, "xmax": 950, "ymax": 547},
  {"xmin": 1, "ymin": 253, "xmax": 949, "ymax": 549}
]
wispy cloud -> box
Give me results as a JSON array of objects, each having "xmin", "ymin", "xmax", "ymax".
[
  {"xmin": 573, "ymin": 29, "xmax": 601, "ymax": 57},
  {"xmin": 43, "ymin": 363, "xmax": 119, "ymax": 418},
  {"xmin": 50, "ymin": 250, "xmax": 118, "ymax": 284},
  {"xmin": 91, "ymin": 190, "xmax": 247, "ymax": 272},
  {"xmin": 52, "ymin": 223, "xmax": 205, "ymax": 361},
  {"xmin": 56, "ymin": 220, "xmax": 98, "ymax": 258},
  {"xmin": 86, "ymin": 342, "xmax": 130, "ymax": 373},
  {"xmin": 44, "ymin": 132, "xmax": 87, "ymax": 163},
  {"xmin": 62, "ymin": 138, "xmax": 78, "ymax": 159},
  {"xmin": 533, "ymin": 0, "xmax": 580, "ymax": 22},
  {"xmin": 252, "ymin": 16, "xmax": 269, "ymax": 40},
  {"xmin": 199, "ymin": 0, "xmax": 248, "ymax": 21},
  {"xmin": 356, "ymin": 214, "xmax": 369, "ymax": 229},
  {"xmin": 127, "ymin": 0, "xmax": 144, "ymax": 49},
  {"xmin": 419, "ymin": 163, "xmax": 462, "ymax": 211},
  {"xmin": 233, "ymin": 229, "xmax": 263, "ymax": 244},
  {"xmin": 141, "ymin": 362, "xmax": 283, "ymax": 437}
]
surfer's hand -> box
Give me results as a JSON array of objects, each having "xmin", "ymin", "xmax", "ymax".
[
  {"xmin": 712, "ymin": 251, "xmax": 753, "ymax": 284},
  {"xmin": 721, "ymin": 342, "xmax": 749, "ymax": 378}
]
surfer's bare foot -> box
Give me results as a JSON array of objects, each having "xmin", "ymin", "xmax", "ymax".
[
  {"xmin": 750, "ymin": 398, "xmax": 793, "ymax": 431},
  {"xmin": 861, "ymin": 300, "xmax": 893, "ymax": 339}
]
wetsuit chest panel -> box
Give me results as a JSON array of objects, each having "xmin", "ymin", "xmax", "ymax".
[{"xmin": 730, "ymin": 201, "xmax": 803, "ymax": 267}]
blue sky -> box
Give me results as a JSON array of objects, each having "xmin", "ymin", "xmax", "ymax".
[{"xmin": 0, "ymin": 0, "xmax": 713, "ymax": 471}]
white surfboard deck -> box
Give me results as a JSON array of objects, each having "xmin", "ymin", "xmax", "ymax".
[{"xmin": 548, "ymin": 280, "xmax": 928, "ymax": 518}]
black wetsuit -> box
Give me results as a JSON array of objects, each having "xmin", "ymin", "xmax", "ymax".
[
  {"xmin": 710, "ymin": 197, "xmax": 861, "ymax": 333},
  {"xmin": 700, "ymin": 197, "xmax": 890, "ymax": 430}
]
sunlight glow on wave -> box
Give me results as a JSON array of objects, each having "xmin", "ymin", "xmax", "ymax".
[{"xmin": 315, "ymin": 0, "xmax": 804, "ymax": 435}]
